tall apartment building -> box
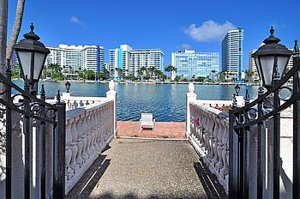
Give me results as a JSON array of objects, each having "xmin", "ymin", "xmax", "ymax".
[
  {"xmin": 249, "ymin": 48, "xmax": 293, "ymax": 81},
  {"xmin": 45, "ymin": 44, "xmax": 104, "ymax": 72},
  {"xmin": 109, "ymin": 44, "xmax": 164, "ymax": 79},
  {"xmin": 171, "ymin": 50, "xmax": 219, "ymax": 79},
  {"xmin": 222, "ymin": 28, "xmax": 244, "ymax": 80}
]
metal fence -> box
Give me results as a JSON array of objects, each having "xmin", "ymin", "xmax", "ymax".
[
  {"xmin": 0, "ymin": 62, "xmax": 65, "ymax": 199},
  {"xmin": 229, "ymin": 56, "xmax": 300, "ymax": 199}
]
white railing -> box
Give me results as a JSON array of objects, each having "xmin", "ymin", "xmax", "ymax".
[
  {"xmin": 65, "ymin": 99, "xmax": 114, "ymax": 193},
  {"xmin": 189, "ymin": 102, "xmax": 230, "ymax": 193},
  {"xmin": 186, "ymin": 83, "xmax": 231, "ymax": 193},
  {"xmin": 61, "ymin": 92, "xmax": 107, "ymax": 111},
  {"xmin": 64, "ymin": 80, "xmax": 117, "ymax": 194}
]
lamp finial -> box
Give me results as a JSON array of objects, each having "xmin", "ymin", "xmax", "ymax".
[
  {"xmin": 270, "ymin": 26, "xmax": 274, "ymax": 36},
  {"xmin": 30, "ymin": 23, "xmax": 34, "ymax": 32}
]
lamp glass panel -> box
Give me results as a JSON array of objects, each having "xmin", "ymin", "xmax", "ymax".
[
  {"xmin": 33, "ymin": 52, "xmax": 46, "ymax": 80},
  {"xmin": 276, "ymin": 56, "xmax": 290, "ymax": 78},
  {"xmin": 260, "ymin": 56, "xmax": 275, "ymax": 86},
  {"xmin": 254, "ymin": 57, "xmax": 262, "ymax": 80},
  {"xmin": 18, "ymin": 51, "xmax": 32, "ymax": 80}
]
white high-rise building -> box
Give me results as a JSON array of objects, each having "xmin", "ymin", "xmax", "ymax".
[
  {"xmin": 222, "ymin": 28, "xmax": 244, "ymax": 80},
  {"xmin": 45, "ymin": 44, "xmax": 104, "ymax": 72},
  {"xmin": 109, "ymin": 44, "xmax": 164, "ymax": 79}
]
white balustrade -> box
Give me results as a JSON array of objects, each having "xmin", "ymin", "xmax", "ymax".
[
  {"xmin": 187, "ymin": 83, "xmax": 231, "ymax": 193},
  {"xmin": 189, "ymin": 102, "xmax": 230, "ymax": 192},
  {"xmin": 65, "ymin": 100, "xmax": 114, "ymax": 194},
  {"xmin": 61, "ymin": 92, "xmax": 107, "ymax": 111}
]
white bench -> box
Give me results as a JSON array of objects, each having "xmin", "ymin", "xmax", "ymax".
[{"xmin": 140, "ymin": 113, "xmax": 155, "ymax": 129}]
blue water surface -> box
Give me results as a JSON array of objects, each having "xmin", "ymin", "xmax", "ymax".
[{"xmin": 12, "ymin": 80, "xmax": 258, "ymax": 122}]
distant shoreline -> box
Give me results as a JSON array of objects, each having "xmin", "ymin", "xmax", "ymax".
[{"xmin": 12, "ymin": 78, "xmax": 259, "ymax": 86}]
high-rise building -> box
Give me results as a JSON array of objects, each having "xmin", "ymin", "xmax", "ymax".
[
  {"xmin": 171, "ymin": 50, "xmax": 219, "ymax": 80},
  {"xmin": 249, "ymin": 48, "xmax": 293, "ymax": 82},
  {"xmin": 109, "ymin": 44, "xmax": 164, "ymax": 79},
  {"xmin": 45, "ymin": 44, "xmax": 104, "ymax": 72},
  {"xmin": 222, "ymin": 28, "xmax": 244, "ymax": 80}
]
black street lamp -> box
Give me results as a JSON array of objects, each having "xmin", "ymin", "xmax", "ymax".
[
  {"xmin": 65, "ymin": 81, "xmax": 71, "ymax": 93},
  {"xmin": 252, "ymin": 26, "xmax": 292, "ymax": 198},
  {"xmin": 14, "ymin": 23, "xmax": 50, "ymax": 94},
  {"xmin": 234, "ymin": 84, "xmax": 240, "ymax": 95},
  {"xmin": 252, "ymin": 26, "xmax": 292, "ymax": 89}
]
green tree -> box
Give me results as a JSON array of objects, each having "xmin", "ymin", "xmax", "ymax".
[
  {"xmin": 139, "ymin": 67, "xmax": 147, "ymax": 80},
  {"xmin": 86, "ymin": 70, "xmax": 95, "ymax": 80},
  {"xmin": 165, "ymin": 65, "xmax": 177, "ymax": 80},
  {"xmin": 195, "ymin": 76, "xmax": 205, "ymax": 82},
  {"xmin": 219, "ymin": 72, "xmax": 226, "ymax": 82},
  {"xmin": 154, "ymin": 69, "xmax": 163, "ymax": 79},
  {"xmin": 245, "ymin": 70, "xmax": 254, "ymax": 83},
  {"xmin": 115, "ymin": 68, "xmax": 124, "ymax": 79},
  {"xmin": 210, "ymin": 70, "xmax": 217, "ymax": 82},
  {"xmin": 148, "ymin": 66, "xmax": 155, "ymax": 79},
  {"xmin": 174, "ymin": 76, "xmax": 181, "ymax": 82},
  {"xmin": 6, "ymin": 0, "xmax": 25, "ymax": 61},
  {"xmin": 97, "ymin": 72, "xmax": 107, "ymax": 80}
]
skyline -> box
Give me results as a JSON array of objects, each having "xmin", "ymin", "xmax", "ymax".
[{"xmin": 7, "ymin": 0, "xmax": 300, "ymax": 71}]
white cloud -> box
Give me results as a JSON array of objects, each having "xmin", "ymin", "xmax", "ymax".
[
  {"xmin": 185, "ymin": 20, "xmax": 236, "ymax": 42},
  {"xmin": 69, "ymin": 16, "xmax": 84, "ymax": 26},
  {"xmin": 181, "ymin": 43, "xmax": 192, "ymax": 49}
]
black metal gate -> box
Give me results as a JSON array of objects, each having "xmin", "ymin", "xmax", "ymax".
[
  {"xmin": 229, "ymin": 50, "xmax": 300, "ymax": 198},
  {"xmin": 0, "ymin": 61, "xmax": 65, "ymax": 199}
]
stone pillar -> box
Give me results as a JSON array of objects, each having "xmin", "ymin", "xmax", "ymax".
[
  {"xmin": 186, "ymin": 82, "xmax": 197, "ymax": 137},
  {"xmin": 106, "ymin": 80, "xmax": 117, "ymax": 136},
  {"xmin": 62, "ymin": 92, "xmax": 71, "ymax": 99}
]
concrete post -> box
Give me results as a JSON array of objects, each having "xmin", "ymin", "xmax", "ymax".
[
  {"xmin": 106, "ymin": 80, "xmax": 117, "ymax": 136},
  {"xmin": 61, "ymin": 92, "xmax": 71, "ymax": 99},
  {"xmin": 186, "ymin": 82, "xmax": 197, "ymax": 137}
]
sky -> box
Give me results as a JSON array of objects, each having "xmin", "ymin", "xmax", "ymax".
[{"xmin": 7, "ymin": 0, "xmax": 300, "ymax": 71}]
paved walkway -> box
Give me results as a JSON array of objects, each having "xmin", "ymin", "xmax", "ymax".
[
  {"xmin": 117, "ymin": 122, "xmax": 186, "ymax": 139},
  {"xmin": 66, "ymin": 139, "xmax": 227, "ymax": 199}
]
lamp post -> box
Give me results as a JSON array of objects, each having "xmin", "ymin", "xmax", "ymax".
[
  {"xmin": 65, "ymin": 81, "xmax": 71, "ymax": 93},
  {"xmin": 252, "ymin": 26, "xmax": 292, "ymax": 89},
  {"xmin": 252, "ymin": 26, "xmax": 292, "ymax": 199},
  {"xmin": 13, "ymin": 23, "xmax": 50, "ymax": 95},
  {"xmin": 235, "ymin": 84, "xmax": 240, "ymax": 96}
]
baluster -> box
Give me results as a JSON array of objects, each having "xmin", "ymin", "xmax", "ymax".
[
  {"xmin": 84, "ymin": 110, "xmax": 93, "ymax": 158},
  {"xmin": 78, "ymin": 114, "xmax": 88, "ymax": 163},
  {"xmin": 65, "ymin": 119, "xmax": 74, "ymax": 181},
  {"xmin": 216, "ymin": 120, "xmax": 226, "ymax": 172},
  {"xmin": 209, "ymin": 117, "xmax": 220, "ymax": 172},
  {"xmin": 74, "ymin": 115, "xmax": 84, "ymax": 168},
  {"xmin": 199, "ymin": 109, "xmax": 205, "ymax": 148},
  {"xmin": 69, "ymin": 118, "xmax": 79, "ymax": 171}
]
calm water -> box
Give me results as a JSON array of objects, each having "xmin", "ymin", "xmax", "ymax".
[{"xmin": 12, "ymin": 80, "xmax": 258, "ymax": 122}]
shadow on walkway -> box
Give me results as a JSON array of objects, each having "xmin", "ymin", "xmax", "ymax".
[
  {"xmin": 194, "ymin": 159, "xmax": 228, "ymax": 199},
  {"xmin": 66, "ymin": 155, "xmax": 111, "ymax": 199},
  {"xmin": 89, "ymin": 193, "xmax": 207, "ymax": 199}
]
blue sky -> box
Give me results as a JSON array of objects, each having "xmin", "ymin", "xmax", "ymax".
[{"xmin": 7, "ymin": 0, "xmax": 300, "ymax": 71}]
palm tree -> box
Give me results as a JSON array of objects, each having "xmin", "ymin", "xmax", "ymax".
[
  {"xmin": 103, "ymin": 67, "xmax": 110, "ymax": 79},
  {"xmin": 211, "ymin": 70, "xmax": 217, "ymax": 82},
  {"xmin": 0, "ymin": 0, "xmax": 8, "ymax": 74},
  {"xmin": 154, "ymin": 69, "xmax": 163, "ymax": 80},
  {"xmin": 245, "ymin": 70, "xmax": 254, "ymax": 83},
  {"xmin": 140, "ymin": 66, "xmax": 147, "ymax": 80},
  {"xmin": 148, "ymin": 66, "xmax": 155, "ymax": 79},
  {"xmin": 6, "ymin": 0, "xmax": 26, "ymax": 61},
  {"xmin": 115, "ymin": 68, "xmax": 124, "ymax": 79},
  {"xmin": 165, "ymin": 65, "xmax": 177, "ymax": 80}
]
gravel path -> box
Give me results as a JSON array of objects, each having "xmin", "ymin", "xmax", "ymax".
[{"xmin": 66, "ymin": 139, "xmax": 227, "ymax": 199}]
